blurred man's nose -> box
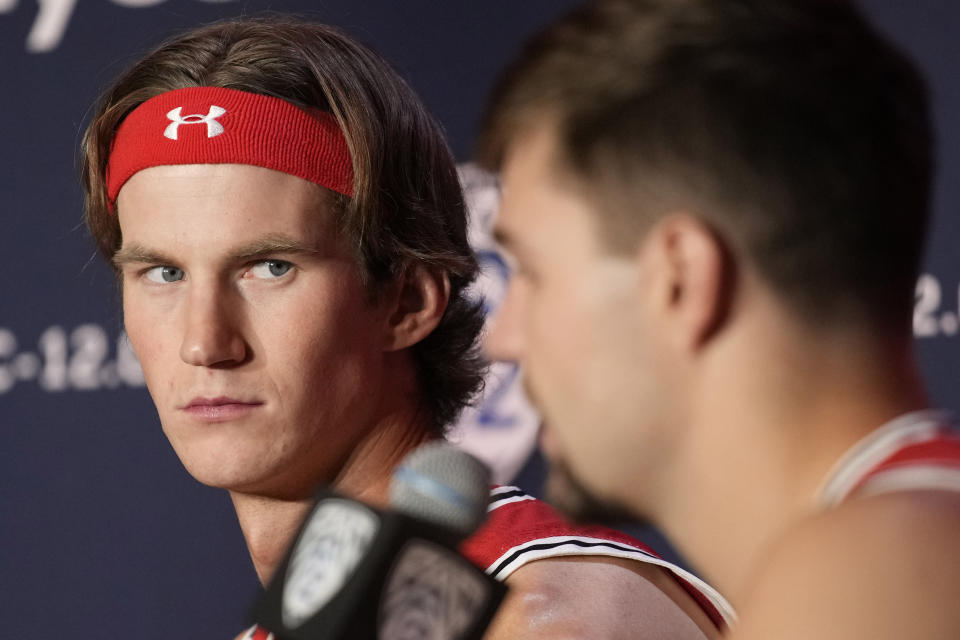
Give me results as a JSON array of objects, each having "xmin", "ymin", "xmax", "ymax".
[{"xmin": 483, "ymin": 281, "xmax": 525, "ymax": 364}]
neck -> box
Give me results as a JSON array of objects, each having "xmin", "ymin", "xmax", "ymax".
[
  {"xmin": 231, "ymin": 407, "xmax": 435, "ymax": 584},
  {"xmin": 658, "ymin": 309, "xmax": 928, "ymax": 602}
]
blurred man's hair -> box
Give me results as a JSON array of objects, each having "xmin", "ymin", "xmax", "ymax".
[
  {"xmin": 82, "ymin": 16, "xmax": 485, "ymax": 432},
  {"xmin": 480, "ymin": 0, "xmax": 932, "ymax": 333}
]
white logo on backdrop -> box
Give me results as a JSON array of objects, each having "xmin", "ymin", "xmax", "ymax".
[
  {"xmin": 452, "ymin": 164, "xmax": 541, "ymax": 484},
  {"xmin": 164, "ymin": 106, "xmax": 226, "ymax": 140},
  {"xmin": 0, "ymin": 326, "xmax": 144, "ymax": 395},
  {"xmin": 0, "ymin": 0, "xmax": 236, "ymax": 53}
]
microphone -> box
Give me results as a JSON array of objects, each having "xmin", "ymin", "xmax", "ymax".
[{"xmin": 251, "ymin": 442, "xmax": 507, "ymax": 640}]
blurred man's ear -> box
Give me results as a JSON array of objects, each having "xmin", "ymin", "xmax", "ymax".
[
  {"xmin": 382, "ymin": 264, "xmax": 451, "ymax": 352},
  {"xmin": 639, "ymin": 214, "xmax": 732, "ymax": 352}
]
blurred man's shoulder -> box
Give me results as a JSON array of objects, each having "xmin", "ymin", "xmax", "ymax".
[{"xmin": 732, "ymin": 490, "xmax": 960, "ymax": 640}]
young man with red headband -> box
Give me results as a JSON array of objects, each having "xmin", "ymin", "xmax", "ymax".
[
  {"xmin": 480, "ymin": 1, "xmax": 960, "ymax": 638},
  {"xmin": 81, "ymin": 16, "xmax": 731, "ymax": 639}
]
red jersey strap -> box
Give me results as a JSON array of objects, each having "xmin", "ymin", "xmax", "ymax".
[
  {"xmin": 461, "ymin": 486, "xmax": 736, "ymax": 629},
  {"xmin": 818, "ymin": 411, "xmax": 960, "ymax": 507},
  {"xmin": 462, "ymin": 486, "xmax": 659, "ymax": 573},
  {"xmin": 853, "ymin": 431, "xmax": 960, "ymax": 498}
]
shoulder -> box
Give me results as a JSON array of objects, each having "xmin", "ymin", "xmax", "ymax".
[
  {"xmin": 731, "ymin": 491, "xmax": 960, "ymax": 640},
  {"xmin": 485, "ymin": 555, "xmax": 716, "ymax": 639},
  {"xmin": 464, "ymin": 487, "xmax": 726, "ymax": 639}
]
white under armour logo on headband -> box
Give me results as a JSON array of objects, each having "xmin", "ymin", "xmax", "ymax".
[{"xmin": 164, "ymin": 105, "xmax": 227, "ymax": 140}]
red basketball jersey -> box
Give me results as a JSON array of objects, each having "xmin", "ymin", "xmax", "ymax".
[{"xmin": 818, "ymin": 410, "xmax": 960, "ymax": 507}]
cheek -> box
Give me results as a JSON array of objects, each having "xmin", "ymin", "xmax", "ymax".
[
  {"xmin": 262, "ymin": 287, "xmax": 378, "ymax": 358},
  {"xmin": 122, "ymin": 290, "xmax": 167, "ymax": 375},
  {"xmin": 524, "ymin": 287, "xmax": 595, "ymax": 413},
  {"xmin": 259, "ymin": 291, "xmax": 385, "ymax": 396},
  {"xmin": 533, "ymin": 282, "xmax": 639, "ymax": 423},
  {"xmin": 121, "ymin": 291, "xmax": 184, "ymax": 411},
  {"xmin": 536, "ymin": 278, "xmax": 600, "ymax": 359}
]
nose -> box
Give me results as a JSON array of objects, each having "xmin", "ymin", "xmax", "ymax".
[
  {"xmin": 179, "ymin": 285, "xmax": 247, "ymax": 367},
  {"xmin": 484, "ymin": 279, "xmax": 525, "ymax": 364}
]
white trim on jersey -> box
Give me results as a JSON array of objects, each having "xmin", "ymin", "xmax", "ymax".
[
  {"xmin": 487, "ymin": 485, "xmax": 536, "ymax": 512},
  {"xmin": 817, "ymin": 410, "xmax": 953, "ymax": 507},
  {"xmin": 855, "ymin": 466, "xmax": 960, "ymax": 499},
  {"xmin": 487, "ymin": 495, "xmax": 536, "ymax": 511},
  {"xmin": 482, "ymin": 534, "xmax": 738, "ymax": 627}
]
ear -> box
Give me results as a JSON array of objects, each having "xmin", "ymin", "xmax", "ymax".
[
  {"xmin": 640, "ymin": 214, "xmax": 731, "ymax": 351},
  {"xmin": 382, "ymin": 264, "xmax": 451, "ymax": 352}
]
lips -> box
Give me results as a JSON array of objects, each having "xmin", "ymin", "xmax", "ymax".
[{"xmin": 181, "ymin": 396, "xmax": 263, "ymax": 421}]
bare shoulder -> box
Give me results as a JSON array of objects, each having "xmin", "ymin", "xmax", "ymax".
[
  {"xmin": 731, "ymin": 491, "xmax": 960, "ymax": 640},
  {"xmin": 483, "ymin": 555, "xmax": 717, "ymax": 640}
]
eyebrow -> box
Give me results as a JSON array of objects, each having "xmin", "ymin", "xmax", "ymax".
[
  {"xmin": 230, "ymin": 235, "xmax": 326, "ymax": 261},
  {"xmin": 112, "ymin": 234, "xmax": 325, "ymax": 269},
  {"xmin": 112, "ymin": 245, "xmax": 174, "ymax": 268}
]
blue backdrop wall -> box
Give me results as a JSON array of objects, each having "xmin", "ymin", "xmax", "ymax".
[{"xmin": 1, "ymin": 2, "xmax": 957, "ymax": 638}]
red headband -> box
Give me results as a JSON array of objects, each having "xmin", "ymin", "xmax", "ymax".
[{"xmin": 106, "ymin": 86, "xmax": 354, "ymax": 206}]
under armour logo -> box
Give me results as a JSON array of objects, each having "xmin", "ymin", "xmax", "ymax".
[{"xmin": 164, "ymin": 105, "xmax": 227, "ymax": 140}]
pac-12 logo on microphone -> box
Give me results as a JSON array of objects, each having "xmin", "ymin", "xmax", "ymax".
[
  {"xmin": 379, "ymin": 540, "xmax": 490, "ymax": 640},
  {"xmin": 282, "ymin": 499, "xmax": 380, "ymax": 629}
]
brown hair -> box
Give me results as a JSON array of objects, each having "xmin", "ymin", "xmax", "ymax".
[
  {"xmin": 81, "ymin": 15, "xmax": 485, "ymax": 432},
  {"xmin": 480, "ymin": 0, "xmax": 932, "ymax": 332}
]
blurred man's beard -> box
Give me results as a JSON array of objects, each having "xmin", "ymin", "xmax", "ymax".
[{"xmin": 544, "ymin": 457, "xmax": 641, "ymax": 526}]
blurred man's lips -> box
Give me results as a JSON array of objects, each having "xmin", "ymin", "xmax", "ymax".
[{"xmin": 180, "ymin": 396, "xmax": 263, "ymax": 421}]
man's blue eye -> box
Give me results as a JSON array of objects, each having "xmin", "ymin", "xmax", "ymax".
[
  {"xmin": 145, "ymin": 266, "xmax": 184, "ymax": 283},
  {"xmin": 251, "ymin": 260, "xmax": 293, "ymax": 279}
]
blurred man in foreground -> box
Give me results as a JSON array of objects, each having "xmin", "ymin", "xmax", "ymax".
[
  {"xmin": 481, "ymin": 0, "xmax": 960, "ymax": 637},
  {"xmin": 80, "ymin": 15, "xmax": 730, "ymax": 638}
]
